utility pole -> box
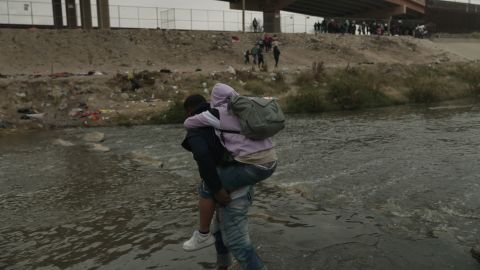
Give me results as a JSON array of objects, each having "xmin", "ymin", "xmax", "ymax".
[{"xmin": 242, "ymin": 0, "xmax": 245, "ymax": 32}]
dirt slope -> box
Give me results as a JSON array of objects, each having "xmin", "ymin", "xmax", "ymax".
[
  {"xmin": 432, "ymin": 38, "xmax": 480, "ymax": 61},
  {"xmin": 0, "ymin": 29, "xmax": 461, "ymax": 75},
  {"xmin": 0, "ymin": 29, "xmax": 472, "ymax": 130}
]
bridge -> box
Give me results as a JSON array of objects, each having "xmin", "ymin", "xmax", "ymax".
[{"xmin": 221, "ymin": 0, "xmax": 425, "ymax": 32}]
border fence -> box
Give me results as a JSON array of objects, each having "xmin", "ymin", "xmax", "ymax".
[{"xmin": 426, "ymin": 0, "xmax": 480, "ymax": 33}]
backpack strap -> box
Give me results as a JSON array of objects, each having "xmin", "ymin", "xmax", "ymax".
[
  {"xmin": 210, "ymin": 108, "xmax": 241, "ymax": 138},
  {"xmin": 215, "ymin": 129, "xmax": 238, "ymax": 164},
  {"xmin": 217, "ymin": 129, "xmax": 240, "ymax": 147},
  {"xmin": 218, "ymin": 129, "xmax": 241, "ymax": 135}
]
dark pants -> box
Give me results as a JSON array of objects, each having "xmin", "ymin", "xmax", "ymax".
[{"xmin": 258, "ymin": 57, "xmax": 264, "ymax": 68}]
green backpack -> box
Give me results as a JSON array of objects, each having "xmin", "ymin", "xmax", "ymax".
[{"xmin": 226, "ymin": 96, "xmax": 285, "ymax": 140}]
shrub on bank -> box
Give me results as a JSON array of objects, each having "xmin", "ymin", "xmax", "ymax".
[
  {"xmin": 406, "ymin": 75, "xmax": 445, "ymax": 103},
  {"xmin": 245, "ymin": 80, "xmax": 268, "ymax": 95},
  {"xmin": 326, "ymin": 68, "xmax": 392, "ymax": 109},
  {"xmin": 244, "ymin": 78, "xmax": 289, "ymax": 96},
  {"xmin": 456, "ymin": 64, "xmax": 480, "ymax": 95},
  {"xmin": 286, "ymin": 87, "xmax": 326, "ymax": 113},
  {"xmin": 295, "ymin": 61, "xmax": 326, "ymax": 87},
  {"xmin": 150, "ymin": 99, "xmax": 186, "ymax": 124}
]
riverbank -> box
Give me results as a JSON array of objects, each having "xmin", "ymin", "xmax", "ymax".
[{"xmin": 0, "ymin": 29, "xmax": 479, "ymax": 129}]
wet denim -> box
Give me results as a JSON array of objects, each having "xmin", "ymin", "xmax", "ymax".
[
  {"xmin": 198, "ymin": 162, "xmax": 277, "ymax": 199},
  {"xmin": 213, "ymin": 187, "xmax": 267, "ymax": 270},
  {"xmin": 208, "ymin": 163, "xmax": 275, "ymax": 270}
]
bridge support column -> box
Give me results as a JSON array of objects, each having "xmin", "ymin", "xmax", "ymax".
[
  {"xmin": 263, "ymin": 9, "xmax": 281, "ymax": 32},
  {"xmin": 66, "ymin": 0, "xmax": 77, "ymax": 28},
  {"xmin": 96, "ymin": 0, "xmax": 110, "ymax": 29},
  {"xmin": 52, "ymin": 0, "xmax": 63, "ymax": 28},
  {"xmin": 80, "ymin": 0, "xmax": 92, "ymax": 29}
]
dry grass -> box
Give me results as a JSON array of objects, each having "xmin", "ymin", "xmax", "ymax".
[
  {"xmin": 286, "ymin": 87, "xmax": 326, "ymax": 113},
  {"xmin": 326, "ymin": 67, "xmax": 392, "ymax": 109}
]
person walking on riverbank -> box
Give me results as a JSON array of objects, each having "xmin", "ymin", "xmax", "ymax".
[
  {"xmin": 273, "ymin": 45, "xmax": 281, "ymax": 68},
  {"xmin": 251, "ymin": 45, "xmax": 259, "ymax": 65},
  {"xmin": 257, "ymin": 49, "xmax": 265, "ymax": 70},
  {"xmin": 244, "ymin": 49, "xmax": 251, "ymax": 64}
]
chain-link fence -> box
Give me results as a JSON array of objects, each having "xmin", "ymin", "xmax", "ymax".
[
  {"xmin": 0, "ymin": 0, "xmax": 51, "ymax": 25},
  {"xmin": 0, "ymin": 0, "xmax": 324, "ymax": 33},
  {"xmin": 158, "ymin": 8, "xmax": 263, "ymax": 31}
]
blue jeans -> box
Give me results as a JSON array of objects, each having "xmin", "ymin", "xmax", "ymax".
[
  {"xmin": 214, "ymin": 187, "xmax": 267, "ymax": 270},
  {"xmin": 198, "ymin": 163, "xmax": 276, "ymax": 270},
  {"xmin": 198, "ymin": 162, "xmax": 277, "ymax": 199}
]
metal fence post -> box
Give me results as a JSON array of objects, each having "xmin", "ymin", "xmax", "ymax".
[
  {"xmin": 137, "ymin": 7, "xmax": 140, "ymax": 28},
  {"xmin": 190, "ymin": 9, "xmax": 193, "ymax": 30},
  {"xmin": 292, "ymin": 17, "xmax": 295, "ymax": 33},
  {"xmin": 118, "ymin": 6, "xmax": 120, "ymax": 28},
  {"xmin": 156, "ymin": 7, "xmax": 159, "ymax": 28},
  {"xmin": 30, "ymin": 1, "xmax": 34, "ymax": 25},
  {"xmin": 6, "ymin": 0, "xmax": 10, "ymax": 24},
  {"xmin": 242, "ymin": 0, "xmax": 245, "ymax": 32},
  {"xmin": 223, "ymin": 10, "xmax": 225, "ymax": 31}
]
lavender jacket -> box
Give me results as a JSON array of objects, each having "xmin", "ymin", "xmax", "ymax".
[{"xmin": 184, "ymin": 83, "xmax": 274, "ymax": 157}]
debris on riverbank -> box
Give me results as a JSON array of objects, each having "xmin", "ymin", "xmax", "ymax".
[{"xmin": 0, "ymin": 29, "xmax": 479, "ymax": 129}]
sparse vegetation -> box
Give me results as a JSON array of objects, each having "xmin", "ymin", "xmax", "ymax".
[
  {"xmin": 295, "ymin": 61, "xmax": 326, "ymax": 87},
  {"xmin": 456, "ymin": 64, "xmax": 480, "ymax": 95},
  {"xmin": 406, "ymin": 75, "xmax": 445, "ymax": 103},
  {"xmin": 404, "ymin": 64, "xmax": 477, "ymax": 103},
  {"xmin": 4, "ymin": 30, "xmax": 480, "ymax": 130},
  {"xmin": 244, "ymin": 80, "xmax": 268, "ymax": 95},
  {"xmin": 326, "ymin": 67, "xmax": 392, "ymax": 109},
  {"xmin": 286, "ymin": 87, "xmax": 326, "ymax": 113},
  {"xmin": 115, "ymin": 114, "xmax": 135, "ymax": 127},
  {"xmin": 244, "ymin": 78, "xmax": 289, "ymax": 96},
  {"xmin": 150, "ymin": 99, "xmax": 186, "ymax": 124}
]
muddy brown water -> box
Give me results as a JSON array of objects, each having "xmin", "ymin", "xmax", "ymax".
[{"xmin": 1, "ymin": 104, "xmax": 480, "ymax": 270}]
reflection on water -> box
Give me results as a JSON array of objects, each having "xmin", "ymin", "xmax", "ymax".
[{"xmin": 1, "ymin": 105, "xmax": 479, "ymax": 270}]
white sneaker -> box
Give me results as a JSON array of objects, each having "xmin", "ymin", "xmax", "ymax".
[{"xmin": 182, "ymin": 230, "xmax": 215, "ymax": 252}]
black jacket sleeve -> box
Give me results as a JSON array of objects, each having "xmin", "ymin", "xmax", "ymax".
[{"xmin": 186, "ymin": 134, "xmax": 223, "ymax": 194}]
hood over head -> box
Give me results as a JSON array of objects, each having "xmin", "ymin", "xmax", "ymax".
[{"xmin": 210, "ymin": 83, "xmax": 239, "ymax": 107}]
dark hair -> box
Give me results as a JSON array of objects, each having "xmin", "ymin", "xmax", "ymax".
[{"xmin": 183, "ymin": 94, "xmax": 206, "ymax": 111}]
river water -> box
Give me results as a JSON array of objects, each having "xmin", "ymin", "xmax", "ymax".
[{"xmin": 1, "ymin": 104, "xmax": 479, "ymax": 270}]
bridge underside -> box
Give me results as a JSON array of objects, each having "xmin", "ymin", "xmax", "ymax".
[
  {"xmin": 223, "ymin": 0, "xmax": 425, "ymax": 32},
  {"xmin": 284, "ymin": 0, "xmax": 424, "ymax": 19}
]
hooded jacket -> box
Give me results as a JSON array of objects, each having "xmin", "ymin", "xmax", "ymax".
[
  {"xmin": 184, "ymin": 83, "xmax": 274, "ymax": 158},
  {"xmin": 181, "ymin": 103, "xmax": 226, "ymax": 194}
]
